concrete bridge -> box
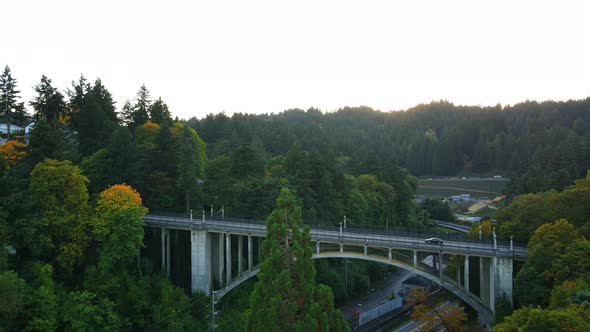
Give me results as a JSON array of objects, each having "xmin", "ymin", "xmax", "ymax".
[{"xmin": 143, "ymin": 213, "xmax": 527, "ymax": 325}]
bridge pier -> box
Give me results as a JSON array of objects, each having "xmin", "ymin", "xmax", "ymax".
[
  {"xmin": 464, "ymin": 255, "xmax": 469, "ymax": 292},
  {"xmin": 258, "ymin": 237, "xmax": 262, "ymax": 263},
  {"xmin": 496, "ymin": 256, "xmax": 513, "ymax": 308},
  {"xmin": 238, "ymin": 235, "xmax": 243, "ymax": 274},
  {"xmin": 439, "ymin": 253, "xmax": 444, "ymax": 280},
  {"xmin": 490, "ymin": 256, "xmax": 496, "ymax": 313},
  {"xmin": 226, "ymin": 233, "xmax": 232, "ymax": 282},
  {"xmin": 316, "ymin": 241, "xmax": 320, "ymax": 254},
  {"xmin": 191, "ymin": 229, "xmax": 211, "ymax": 294},
  {"xmin": 413, "ymin": 250, "xmax": 417, "ymax": 267},
  {"xmin": 456, "ymin": 255, "xmax": 461, "ymax": 286},
  {"xmin": 161, "ymin": 228, "xmax": 166, "ymax": 271},
  {"xmin": 248, "ymin": 235, "xmax": 253, "ymax": 271},
  {"xmin": 218, "ymin": 233, "xmax": 224, "ymax": 286}
]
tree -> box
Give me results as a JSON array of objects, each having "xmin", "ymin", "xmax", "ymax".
[
  {"xmin": 28, "ymin": 118, "xmax": 66, "ymax": 164},
  {"xmin": 72, "ymin": 79, "xmax": 118, "ymax": 155},
  {"xmin": 30, "ymin": 159, "xmax": 90, "ymax": 272},
  {"xmin": 243, "ymin": 187, "xmax": 348, "ymax": 331},
  {"xmin": 93, "ymin": 184, "xmax": 147, "ymax": 275},
  {"xmin": 493, "ymin": 305, "xmax": 590, "ymax": 332},
  {"xmin": 148, "ymin": 97, "xmax": 171, "ymax": 124},
  {"xmin": 30, "ymin": 75, "xmax": 65, "ymax": 124},
  {"xmin": 177, "ymin": 125, "xmax": 206, "ymax": 214},
  {"xmin": 0, "ymin": 66, "xmax": 26, "ymax": 141},
  {"xmin": 62, "ymin": 291, "xmax": 121, "ymax": 331},
  {"xmin": 0, "ymin": 140, "xmax": 27, "ymax": 166},
  {"xmin": 131, "ymin": 85, "xmax": 151, "ymax": 129},
  {"xmin": 0, "ymin": 271, "xmax": 28, "ymax": 330},
  {"xmin": 406, "ymin": 288, "xmax": 467, "ymax": 332},
  {"xmin": 25, "ymin": 263, "xmax": 58, "ymax": 332}
]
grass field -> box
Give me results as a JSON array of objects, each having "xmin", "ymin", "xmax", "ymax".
[{"xmin": 417, "ymin": 178, "xmax": 510, "ymax": 198}]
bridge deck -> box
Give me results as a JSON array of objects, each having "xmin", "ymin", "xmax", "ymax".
[{"xmin": 144, "ymin": 214, "xmax": 527, "ymax": 259}]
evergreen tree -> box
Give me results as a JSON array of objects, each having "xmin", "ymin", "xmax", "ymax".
[
  {"xmin": 72, "ymin": 79, "xmax": 118, "ymax": 155},
  {"xmin": 119, "ymin": 100, "xmax": 133, "ymax": 126},
  {"xmin": 30, "ymin": 75, "xmax": 66, "ymax": 124},
  {"xmin": 0, "ymin": 66, "xmax": 26, "ymax": 141},
  {"xmin": 131, "ymin": 85, "xmax": 151, "ymax": 129},
  {"xmin": 148, "ymin": 97, "xmax": 172, "ymax": 124},
  {"xmin": 243, "ymin": 187, "xmax": 348, "ymax": 331}
]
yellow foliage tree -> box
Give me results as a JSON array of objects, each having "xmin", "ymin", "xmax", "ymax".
[
  {"xmin": 407, "ymin": 288, "xmax": 467, "ymax": 332},
  {"xmin": 94, "ymin": 184, "xmax": 147, "ymax": 275},
  {"xmin": 0, "ymin": 140, "xmax": 27, "ymax": 165}
]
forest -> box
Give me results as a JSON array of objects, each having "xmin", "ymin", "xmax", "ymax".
[{"xmin": 1, "ymin": 63, "xmax": 590, "ymax": 330}]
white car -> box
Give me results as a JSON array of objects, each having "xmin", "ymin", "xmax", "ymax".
[{"xmin": 425, "ymin": 237, "xmax": 444, "ymax": 245}]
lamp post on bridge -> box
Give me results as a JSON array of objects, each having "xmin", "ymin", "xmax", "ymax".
[{"xmin": 343, "ymin": 215, "xmax": 347, "ymax": 230}]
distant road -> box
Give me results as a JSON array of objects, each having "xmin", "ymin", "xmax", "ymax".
[
  {"xmin": 433, "ymin": 220, "xmax": 470, "ymax": 233},
  {"xmin": 420, "ymin": 186, "xmax": 497, "ymax": 195}
]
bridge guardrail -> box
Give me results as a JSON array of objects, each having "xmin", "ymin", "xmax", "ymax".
[{"xmin": 143, "ymin": 214, "xmax": 527, "ymax": 257}]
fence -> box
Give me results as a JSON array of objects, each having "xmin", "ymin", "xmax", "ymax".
[{"xmin": 358, "ymin": 297, "xmax": 403, "ymax": 326}]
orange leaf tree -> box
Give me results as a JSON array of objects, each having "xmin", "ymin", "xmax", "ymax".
[
  {"xmin": 0, "ymin": 140, "xmax": 27, "ymax": 165},
  {"xmin": 94, "ymin": 184, "xmax": 147, "ymax": 275}
]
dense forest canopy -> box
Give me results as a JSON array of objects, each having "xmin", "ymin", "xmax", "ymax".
[
  {"xmin": 188, "ymin": 99, "xmax": 590, "ymax": 195},
  {"xmin": 2, "ymin": 65, "xmax": 590, "ymax": 330}
]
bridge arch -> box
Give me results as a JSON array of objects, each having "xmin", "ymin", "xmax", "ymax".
[{"xmin": 215, "ymin": 251, "xmax": 494, "ymax": 325}]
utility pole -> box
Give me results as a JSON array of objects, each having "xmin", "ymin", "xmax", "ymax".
[{"xmin": 343, "ymin": 215, "xmax": 347, "ymax": 230}]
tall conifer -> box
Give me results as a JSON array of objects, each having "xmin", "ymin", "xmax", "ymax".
[{"xmin": 244, "ymin": 187, "xmax": 349, "ymax": 331}]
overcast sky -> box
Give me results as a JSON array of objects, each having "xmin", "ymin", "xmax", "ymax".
[{"xmin": 2, "ymin": 0, "xmax": 589, "ymax": 119}]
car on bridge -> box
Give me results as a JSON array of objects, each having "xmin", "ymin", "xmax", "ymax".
[{"xmin": 425, "ymin": 237, "xmax": 444, "ymax": 245}]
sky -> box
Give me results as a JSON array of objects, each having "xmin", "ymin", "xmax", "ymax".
[{"xmin": 2, "ymin": 0, "xmax": 590, "ymax": 120}]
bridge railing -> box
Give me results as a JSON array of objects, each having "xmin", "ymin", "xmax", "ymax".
[{"xmin": 144, "ymin": 213, "xmax": 527, "ymax": 252}]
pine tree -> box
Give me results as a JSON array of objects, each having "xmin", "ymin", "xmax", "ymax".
[
  {"xmin": 0, "ymin": 66, "xmax": 26, "ymax": 140},
  {"xmin": 30, "ymin": 75, "xmax": 66, "ymax": 124},
  {"xmin": 131, "ymin": 84, "xmax": 151, "ymax": 129},
  {"xmin": 72, "ymin": 79, "xmax": 118, "ymax": 155},
  {"xmin": 120, "ymin": 100, "xmax": 133, "ymax": 126},
  {"xmin": 149, "ymin": 97, "xmax": 171, "ymax": 124},
  {"xmin": 243, "ymin": 187, "xmax": 349, "ymax": 332}
]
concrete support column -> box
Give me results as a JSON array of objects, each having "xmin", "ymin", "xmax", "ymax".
[
  {"xmin": 340, "ymin": 243, "xmax": 344, "ymax": 253},
  {"xmin": 258, "ymin": 237, "xmax": 262, "ymax": 263},
  {"xmin": 248, "ymin": 235, "xmax": 253, "ymax": 271},
  {"xmin": 191, "ymin": 229, "xmax": 211, "ymax": 294},
  {"xmin": 490, "ymin": 256, "xmax": 497, "ymax": 313},
  {"xmin": 161, "ymin": 228, "xmax": 166, "ymax": 271},
  {"xmin": 413, "ymin": 251, "xmax": 418, "ymax": 267},
  {"xmin": 456, "ymin": 255, "xmax": 461, "ymax": 287},
  {"xmin": 316, "ymin": 241, "xmax": 320, "ymax": 254},
  {"xmin": 481, "ymin": 257, "xmax": 490, "ymax": 306},
  {"xmin": 226, "ymin": 233, "xmax": 232, "ymax": 282},
  {"xmin": 364, "ymin": 245, "xmax": 367, "ymax": 255},
  {"xmin": 218, "ymin": 233, "xmax": 224, "ymax": 286},
  {"xmin": 439, "ymin": 253, "xmax": 444, "ymax": 280},
  {"xmin": 238, "ymin": 235, "xmax": 243, "ymax": 274},
  {"xmin": 166, "ymin": 229, "xmax": 170, "ymax": 277},
  {"xmin": 388, "ymin": 248, "xmax": 392, "ymax": 260},
  {"xmin": 480, "ymin": 257, "xmax": 484, "ymax": 299},
  {"xmin": 496, "ymin": 257, "xmax": 513, "ymax": 308},
  {"xmin": 464, "ymin": 255, "xmax": 470, "ymax": 292}
]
